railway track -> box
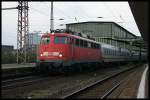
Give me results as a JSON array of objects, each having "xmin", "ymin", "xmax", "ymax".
[
  {"xmin": 2, "ymin": 63, "xmax": 144, "ymax": 98},
  {"xmin": 2, "ymin": 73, "xmax": 49, "ymax": 89},
  {"xmin": 2, "ymin": 72, "xmax": 37, "ymax": 80},
  {"xmin": 60, "ymin": 63, "xmax": 142, "ymax": 99}
]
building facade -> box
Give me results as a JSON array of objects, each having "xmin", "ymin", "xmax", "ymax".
[
  {"xmin": 26, "ymin": 32, "xmax": 41, "ymax": 52},
  {"xmin": 66, "ymin": 21, "xmax": 145, "ymax": 51},
  {"xmin": 2, "ymin": 45, "xmax": 14, "ymax": 53}
]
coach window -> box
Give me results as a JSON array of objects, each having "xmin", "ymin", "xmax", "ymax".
[
  {"xmin": 106, "ymin": 49, "xmax": 108, "ymax": 55},
  {"xmin": 110, "ymin": 49, "xmax": 111, "ymax": 55},
  {"xmin": 97, "ymin": 44, "xmax": 100, "ymax": 49},
  {"xmin": 105, "ymin": 48, "xmax": 108, "ymax": 55},
  {"xmin": 107, "ymin": 49, "xmax": 109, "ymax": 55},
  {"xmin": 104, "ymin": 48, "xmax": 106, "ymax": 55},
  {"xmin": 55, "ymin": 36, "xmax": 68, "ymax": 44},
  {"xmin": 96, "ymin": 44, "xmax": 98, "ymax": 49}
]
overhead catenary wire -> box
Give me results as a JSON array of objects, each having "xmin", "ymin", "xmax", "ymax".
[
  {"xmin": 74, "ymin": 3, "xmax": 92, "ymax": 21},
  {"xmin": 103, "ymin": 2, "xmax": 120, "ymax": 22},
  {"xmin": 30, "ymin": 2, "xmax": 137, "ymax": 34},
  {"xmin": 102, "ymin": 2, "xmax": 138, "ymax": 36}
]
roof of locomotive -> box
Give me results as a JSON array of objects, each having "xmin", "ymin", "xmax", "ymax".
[
  {"xmin": 41, "ymin": 32, "xmax": 131, "ymax": 51},
  {"xmin": 42, "ymin": 33, "xmax": 69, "ymax": 37},
  {"xmin": 41, "ymin": 32, "xmax": 100, "ymax": 44}
]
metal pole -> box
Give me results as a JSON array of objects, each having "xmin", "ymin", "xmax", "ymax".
[
  {"xmin": 17, "ymin": 1, "xmax": 29, "ymax": 63},
  {"xmin": 2, "ymin": 7, "xmax": 18, "ymax": 10},
  {"xmin": 50, "ymin": 1, "xmax": 54, "ymax": 32}
]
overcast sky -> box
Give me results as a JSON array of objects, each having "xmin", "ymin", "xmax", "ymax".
[{"xmin": 2, "ymin": 1, "xmax": 141, "ymax": 49}]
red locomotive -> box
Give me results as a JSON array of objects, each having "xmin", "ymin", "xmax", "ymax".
[{"xmin": 36, "ymin": 30, "xmax": 102, "ymax": 72}]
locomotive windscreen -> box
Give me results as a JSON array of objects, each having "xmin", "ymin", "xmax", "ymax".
[{"xmin": 40, "ymin": 36, "xmax": 50, "ymax": 44}]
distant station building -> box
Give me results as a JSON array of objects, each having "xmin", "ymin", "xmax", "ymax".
[
  {"xmin": 66, "ymin": 21, "xmax": 147, "ymax": 52},
  {"xmin": 2, "ymin": 45, "xmax": 14, "ymax": 53},
  {"xmin": 26, "ymin": 32, "xmax": 41, "ymax": 52},
  {"xmin": 2, "ymin": 45, "xmax": 16, "ymax": 64}
]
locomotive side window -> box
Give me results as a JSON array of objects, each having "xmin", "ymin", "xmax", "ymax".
[
  {"xmin": 91, "ymin": 43, "xmax": 94, "ymax": 48},
  {"xmin": 40, "ymin": 37, "xmax": 50, "ymax": 44},
  {"xmin": 87, "ymin": 42, "xmax": 91, "ymax": 48},
  {"xmin": 67, "ymin": 37, "xmax": 73, "ymax": 44},
  {"xmin": 80, "ymin": 40, "xmax": 84, "ymax": 47},
  {"xmin": 75, "ymin": 39, "xmax": 80, "ymax": 46},
  {"xmin": 69, "ymin": 38, "xmax": 74, "ymax": 44},
  {"xmin": 94, "ymin": 43, "xmax": 97, "ymax": 49},
  {"xmin": 91, "ymin": 43, "xmax": 99, "ymax": 49},
  {"xmin": 83, "ymin": 41, "xmax": 88, "ymax": 48},
  {"xmin": 96, "ymin": 44, "xmax": 100, "ymax": 49},
  {"xmin": 55, "ymin": 36, "xmax": 68, "ymax": 44}
]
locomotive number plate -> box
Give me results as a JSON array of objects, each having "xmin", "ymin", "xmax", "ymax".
[{"xmin": 43, "ymin": 52, "xmax": 48, "ymax": 56}]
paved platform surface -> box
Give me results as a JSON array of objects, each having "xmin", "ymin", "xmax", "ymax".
[
  {"xmin": 137, "ymin": 63, "xmax": 149, "ymax": 98},
  {"xmin": 2, "ymin": 63, "xmax": 36, "ymax": 69}
]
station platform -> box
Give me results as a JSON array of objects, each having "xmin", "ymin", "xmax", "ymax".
[
  {"xmin": 137, "ymin": 63, "xmax": 149, "ymax": 98},
  {"xmin": 2, "ymin": 63, "xmax": 36, "ymax": 69},
  {"xmin": 2, "ymin": 63, "xmax": 36, "ymax": 78}
]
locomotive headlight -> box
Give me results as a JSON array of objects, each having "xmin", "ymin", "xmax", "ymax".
[
  {"xmin": 40, "ymin": 54, "xmax": 43, "ymax": 56},
  {"xmin": 59, "ymin": 54, "xmax": 63, "ymax": 57}
]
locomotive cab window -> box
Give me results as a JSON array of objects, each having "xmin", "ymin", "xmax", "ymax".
[
  {"xmin": 55, "ymin": 36, "xmax": 68, "ymax": 44},
  {"xmin": 40, "ymin": 36, "xmax": 50, "ymax": 44}
]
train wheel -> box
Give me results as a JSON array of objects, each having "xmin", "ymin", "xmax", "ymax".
[
  {"xmin": 59, "ymin": 66, "xmax": 68, "ymax": 75},
  {"xmin": 36, "ymin": 63, "xmax": 43, "ymax": 73},
  {"xmin": 77, "ymin": 64, "xmax": 82, "ymax": 73}
]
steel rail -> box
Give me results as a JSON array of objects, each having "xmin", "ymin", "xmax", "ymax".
[
  {"xmin": 2, "ymin": 73, "xmax": 43, "ymax": 85},
  {"xmin": 62, "ymin": 64, "xmax": 140, "ymax": 98},
  {"xmin": 101, "ymin": 70, "xmax": 137, "ymax": 99},
  {"xmin": 2, "ymin": 73, "xmax": 48, "ymax": 89}
]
